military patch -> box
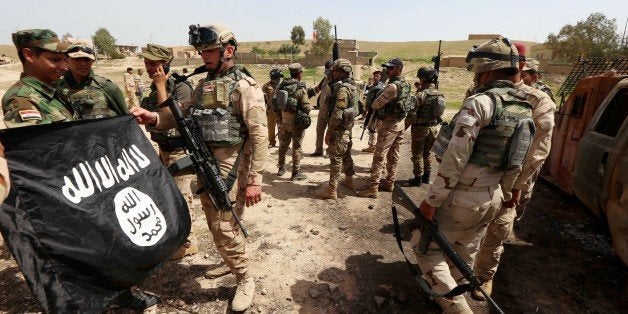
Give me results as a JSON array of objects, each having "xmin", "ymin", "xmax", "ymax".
[
  {"xmin": 203, "ymin": 82, "xmax": 215, "ymax": 93},
  {"xmin": 18, "ymin": 109, "xmax": 42, "ymax": 121}
]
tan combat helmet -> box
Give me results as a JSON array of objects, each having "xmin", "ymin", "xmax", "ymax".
[
  {"xmin": 188, "ymin": 24, "xmax": 238, "ymax": 51},
  {"xmin": 466, "ymin": 36, "xmax": 519, "ymax": 74},
  {"xmin": 333, "ymin": 58, "xmax": 352, "ymax": 74}
]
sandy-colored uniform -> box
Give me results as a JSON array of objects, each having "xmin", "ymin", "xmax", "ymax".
[
  {"xmin": 278, "ymin": 79, "xmax": 311, "ymax": 174},
  {"xmin": 124, "ymin": 72, "xmax": 138, "ymax": 108},
  {"xmin": 533, "ymin": 81, "xmax": 556, "ymax": 103},
  {"xmin": 326, "ymin": 80, "xmax": 356, "ymax": 187},
  {"xmin": 366, "ymin": 77, "xmax": 406, "ymax": 189},
  {"xmin": 411, "ymin": 80, "xmax": 523, "ymax": 313},
  {"xmin": 262, "ymin": 80, "xmax": 280, "ymax": 146},
  {"xmin": 474, "ymin": 80, "xmax": 556, "ymax": 281},
  {"xmin": 409, "ymin": 82, "xmax": 440, "ymax": 178},
  {"xmin": 314, "ymin": 75, "xmax": 332, "ymax": 154},
  {"xmin": 154, "ymin": 65, "xmax": 268, "ymax": 275},
  {"xmin": 363, "ymin": 83, "xmax": 379, "ymax": 147},
  {"xmin": 3, "ymin": 75, "xmax": 75, "ymax": 128}
]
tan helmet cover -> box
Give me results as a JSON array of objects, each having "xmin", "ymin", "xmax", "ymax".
[
  {"xmin": 193, "ymin": 24, "xmax": 238, "ymax": 51},
  {"xmin": 333, "ymin": 58, "xmax": 352, "ymax": 73},
  {"xmin": 466, "ymin": 37, "xmax": 519, "ymax": 74}
]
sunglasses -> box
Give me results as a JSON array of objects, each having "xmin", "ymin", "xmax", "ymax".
[{"xmin": 68, "ymin": 46, "xmax": 94, "ymax": 55}]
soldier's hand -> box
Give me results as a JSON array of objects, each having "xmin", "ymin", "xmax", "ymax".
[
  {"xmin": 419, "ymin": 200, "xmax": 437, "ymax": 221},
  {"xmin": 503, "ymin": 189, "xmax": 522, "ymax": 208},
  {"xmin": 153, "ymin": 65, "xmax": 168, "ymax": 86},
  {"xmin": 130, "ymin": 106, "xmax": 158, "ymax": 126},
  {"xmin": 245, "ymin": 185, "xmax": 262, "ymax": 207}
]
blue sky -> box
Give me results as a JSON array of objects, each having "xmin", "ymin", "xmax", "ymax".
[{"xmin": 1, "ymin": 0, "xmax": 626, "ymax": 46}]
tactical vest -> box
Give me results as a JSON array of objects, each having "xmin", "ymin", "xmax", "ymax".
[
  {"xmin": 190, "ymin": 66, "xmax": 249, "ymax": 147},
  {"xmin": 376, "ymin": 78, "xmax": 412, "ymax": 119},
  {"xmin": 141, "ymin": 77, "xmax": 191, "ymax": 151},
  {"xmin": 277, "ymin": 79, "xmax": 306, "ymax": 113},
  {"xmin": 417, "ymin": 88, "xmax": 445, "ymax": 122},
  {"xmin": 64, "ymin": 76, "xmax": 116, "ymax": 120},
  {"xmin": 468, "ymin": 85, "xmax": 534, "ymax": 170},
  {"xmin": 327, "ymin": 79, "xmax": 359, "ymax": 118}
]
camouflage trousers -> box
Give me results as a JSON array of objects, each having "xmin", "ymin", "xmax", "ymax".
[
  {"xmin": 367, "ymin": 127, "xmax": 404, "ymax": 188},
  {"xmin": 410, "ymin": 125, "xmax": 437, "ymax": 177},
  {"xmin": 267, "ymin": 110, "xmax": 278, "ymax": 146},
  {"xmin": 474, "ymin": 178, "xmax": 538, "ymax": 280},
  {"xmin": 315, "ymin": 108, "xmax": 329, "ymax": 152},
  {"xmin": 367, "ymin": 129, "xmax": 377, "ymax": 146},
  {"xmin": 278, "ymin": 120, "xmax": 305, "ymax": 173},
  {"xmin": 412, "ymin": 186, "xmax": 502, "ymax": 313},
  {"xmin": 160, "ymin": 149, "xmax": 197, "ymax": 245},
  {"xmin": 126, "ymin": 91, "xmax": 138, "ymax": 109},
  {"xmin": 326, "ymin": 131, "xmax": 355, "ymax": 188}
]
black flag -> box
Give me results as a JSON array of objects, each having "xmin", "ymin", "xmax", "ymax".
[{"xmin": 0, "ymin": 116, "xmax": 190, "ymax": 312}]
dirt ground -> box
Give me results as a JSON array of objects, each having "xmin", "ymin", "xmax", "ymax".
[{"xmin": 0, "ymin": 60, "xmax": 625, "ymax": 313}]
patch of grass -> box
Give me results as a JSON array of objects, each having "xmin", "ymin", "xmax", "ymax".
[{"xmin": 447, "ymin": 100, "xmax": 464, "ymax": 110}]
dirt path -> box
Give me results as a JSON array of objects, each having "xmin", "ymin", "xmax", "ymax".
[{"xmin": 1, "ymin": 107, "xmax": 625, "ymax": 313}]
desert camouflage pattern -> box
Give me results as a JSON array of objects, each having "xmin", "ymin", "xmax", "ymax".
[
  {"xmin": 262, "ymin": 79, "xmax": 280, "ymax": 146},
  {"xmin": 533, "ymin": 81, "xmax": 556, "ymax": 103},
  {"xmin": 154, "ymin": 66, "xmax": 268, "ymax": 275},
  {"xmin": 474, "ymin": 81, "xmax": 556, "ymax": 281},
  {"xmin": 124, "ymin": 72, "xmax": 138, "ymax": 108},
  {"xmin": 278, "ymin": 79, "xmax": 311, "ymax": 173},
  {"xmin": 314, "ymin": 75, "xmax": 332, "ymax": 153},
  {"xmin": 410, "ymin": 82, "xmax": 440, "ymax": 177},
  {"xmin": 2, "ymin": 76, "xmax": 75, "ymax": 128},
  {"xmin": 413, "ymin": 82, "xmax": 524, "ymax": 313},
  {"xmin": 366, "ymin": 81, "xmax": 405, "ymax": 189},
  {"xmin": 326, "ymin": 84, "xmax": 355, "ymax": 187}
]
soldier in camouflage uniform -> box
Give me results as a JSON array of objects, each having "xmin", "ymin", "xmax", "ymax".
[
  {"xmin": 315, "ymin": 59, "xmax": 357, "ymax": 199},
  {"xmin": 277, "ymin": 63, "xmax": 311, "ymax": 180},
  {"xmin": 124, "ymin": 67, "xmax": 138, "ymax": 108},
  {"xmin": 520, "ymin": 59, "xmax": 556, "ymax": 102},
  {"xmin": 2, "ymin": 29, "xmax": 75, "ymax": 128},
  {"xmin": 131, "ymin": 24, "xmax": 267, "ymax": 312},
  {"xmin": 411, "ymin": 37, "xmax": 531, "ymax": 313},
  {"xmin": 472, "ymin": 53, "xmax": 556, "ymax": 301},
  {"xmin": 309, "ymin": 60, "xmax": 333, "ymax": 156},
  {"xmin": 137, "ymin": 44, "xmax": 197, "ymax": 260},
  {"xmin": 262, "ymin": 68, "xmax": 283, "ymax": 147},
  {"xmin": 407, "ymin": 67, "xmax": 445, "ymax": 186},
  {"xmin": 361, "ymin": 69, "xmax": 382, "ymax": 153},
  {"xmin": 58, "ymin": 43, "xmax": 128, "ymax": 119},
  {"xmin": 357, "ymin": 58, "xmax": 410, "ymax": 198}
]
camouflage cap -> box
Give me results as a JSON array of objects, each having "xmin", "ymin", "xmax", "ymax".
[
  {"xmin": 333, "ymin": 58, "xmax": 352, "ymax": 73},
  {"xmin": 12, "ymin": 29, "xmax": 67, "ymax": 52},
  {"xmin": 288, "ymin": 63, "xmax": 303, "ymax": 74},
  {"xmin": 140, "ymin": 44, "xmax": 172, "ymax": 62},
  {"xmin": 67, "ymin": 43, "xmax": 95, "ymax": 60},
  {"xmin": 522, "ymin": 59, "xmax": 540, "ymax": 73}
]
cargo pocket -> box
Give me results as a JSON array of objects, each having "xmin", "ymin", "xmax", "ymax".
[{"xmin": 438, "ymin": 190, "xmax": 491, "ymax": 231}]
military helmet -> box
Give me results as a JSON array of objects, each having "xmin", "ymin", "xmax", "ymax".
[
  {"xmin": 188, "ymin": 24, "xmax": 238, "ymax": 51},
  {"xmin": 465, "ymin": 37, "xmax": 519, "ymax": 74},
  {"xmin": 269, "ymin": 68, "xmax": 283, "ymax": 79},
  {"xmin": 417, "ymin": 66, "xmax": 437, "ymax": 81},
  {"xmin": 333, "ymin": 58, "xmax": 352, "ymax": 73}
]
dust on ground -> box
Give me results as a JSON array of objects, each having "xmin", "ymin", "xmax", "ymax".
[{"xmin": 0, "ymin": 60, "xmax": 625, "ymax": 313}]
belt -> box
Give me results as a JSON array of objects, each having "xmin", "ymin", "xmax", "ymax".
[{"xmin": 453, "ymin": 183, "xmax": 499, "ymax": 192}]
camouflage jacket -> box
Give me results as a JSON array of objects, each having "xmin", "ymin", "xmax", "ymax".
[
  {"xmin": 532, "ymin": 81, "xmax": 555, "ymax": 103},
  {"xmin": 2, "ymin": 75, "xmax": 75, "ymax": 128},
  {"xmin": 58, "ymin": 69, "xmax": 128, "ymax": 117}
]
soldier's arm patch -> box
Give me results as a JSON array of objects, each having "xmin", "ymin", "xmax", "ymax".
[{"xmin": 18, "ymin": 109, "xmax": 42, "ymax": 121}]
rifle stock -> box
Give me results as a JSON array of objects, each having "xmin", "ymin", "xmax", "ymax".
[
  {"xmin": 161, "ymin": 97, "xmax": 248, "ymax": 237},
  {"xmin": 392, "ymin": 183, "xmax": 503, "ymax": 314}
]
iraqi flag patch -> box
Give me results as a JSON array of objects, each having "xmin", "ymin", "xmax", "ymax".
[{"xmin": 18, "ymin": 109, "xmax": 42, "ymax": 121}]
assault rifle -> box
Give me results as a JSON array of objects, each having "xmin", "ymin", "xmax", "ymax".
[
  {"xmin": 431, "ymin": 40, "xmax": 442, "ymax": 89},
  {"xmin": 332, "ymin": 25, "xmax": 339, "ymax": 61},
  {"xmin": 360, "ymin": 68, "xmax": 388, "ymax": 140},
  {"xmin": 159, "ymin": 97, "xmax": 248, "ymax": 237},
  {"xmin": 391, "ymin": 183, "xmax": 503, "ymax": 313},
  {"xmin": 171, "ymin": 65, "xmax": 208, "ymax": 84}
]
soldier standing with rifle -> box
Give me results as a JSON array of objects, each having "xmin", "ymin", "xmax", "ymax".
[
  {"xmin": 262, "ymin": 68, "xmax": 283, "ymax": 148},
  {"xmin": 360, "ymin": 69, "xmax": 382, "ymax": 153},
  {"xmin": 131, "ymin": 23, "xmax": 268, "ymax": 312},
  {"xmin": 411, "ymin": 37, "xmax": 533, "ymax": 313}
]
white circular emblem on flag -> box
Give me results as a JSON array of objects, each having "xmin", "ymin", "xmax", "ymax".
[{"xmin": 114, "ymin": 187, "xmax": 168, "ymax": 246}]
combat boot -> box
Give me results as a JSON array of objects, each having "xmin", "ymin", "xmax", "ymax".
[
  {"xmin": 421, "ymin": 170, "xmax": 431, "ymax": 184},
  {"xmin": 471, "ymin": 279, "xmax": 493, "ymax": 301},
  {"xmin": 204, "ymin": 263, "xmax": 231, "ymax": 279},
  {"xmin": 291, "ymin": 172, "xmax": 307, "ymax": 181},
  {"xmin": 361, "ymin": 145, "xmax": 375, "ymax": 153},
  {"xmin": 340, "ymin": 175, "xmax": 354, "ymax": 190},
  {"xmin": 310, "ymin": 149, "xmax": 324, "ymax": 157},
  {"xmin": 356, "ymin": 186, "xmax": 379, "ymax": 198},
  {"xmin": 315, "ymin": 184, "xmax": 337, "ymax": 200},
  {"xmin": 232, "ymin": 273, "xmax": 255, "ymax": 312},
  {"xmin": 379, "ymin": 179, "xmax": 394, "ymax": 192},
  {"xmin": 408, "ymin": 176, "xmax": 422, "ymax": 187},
  {"xmin": 277, "ymin": 166, "xmax": 286, "ymax": 176}
]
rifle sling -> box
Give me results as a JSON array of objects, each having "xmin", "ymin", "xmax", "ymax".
[
  {"xmin": 195, "ymin": 137, "xmax": 247, "ymax": 195},
  {"xmin": 391, "ymin": 204, "xmax": 472, "ymax": 298}
]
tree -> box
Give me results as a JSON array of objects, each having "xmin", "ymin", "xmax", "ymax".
[
  {"xmin": 92, "ymin": 28, "xmax": 116, "ymax": 57},
  {"xmin": 546, "ymin": 13, "xmax": 621, "ymax": 60},
  {"xmin": 291, "ymin": 26, "xmax": 305, "ymax": 46},
  {"xmin": 311, "ymin": 17, "xmax": 334, "ymax": 55},
  {"xmin": 252, "ymin": 46, "xmax": 266, "ymax": 57},
  {"xmin": 278, "ymin": 44, "xmax": 301, "ymax": 59}
]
